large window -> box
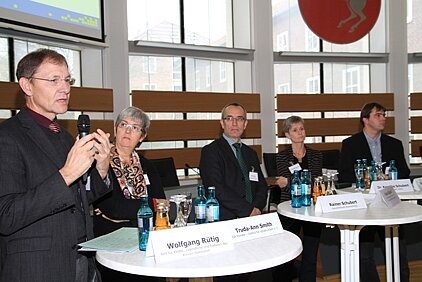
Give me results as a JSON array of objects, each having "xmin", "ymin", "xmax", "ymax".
[
  {"xmin": 128, "ymin": 0, "xmax": 232, "ymax": 47},
  {"xmin": 128, "ymin": 0, "xmax": 240, "ymax": 175}
]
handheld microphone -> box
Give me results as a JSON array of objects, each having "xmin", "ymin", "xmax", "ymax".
[
  {"xmin": 185, "ymin": 163, "xmax": 200, "ymax": 176},
  {"xmin": 77, "ymin": 114, "xmax": 91, "ymax": 183},
  {"xmin": 77, "ymin": 114, "xmax": 90, "ymax": 138}
]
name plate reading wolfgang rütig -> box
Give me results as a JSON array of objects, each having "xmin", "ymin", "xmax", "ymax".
[
  {"xmin": 369, "ymin": 179, "xmax": 413, "ymax": 194},
  {"xmin": 149, "ymin": 223, "xmax": 233, "ymax": 264},
  {"xmin": 315, "ymin": 193, "xmax": 367, "ymax": 213}
]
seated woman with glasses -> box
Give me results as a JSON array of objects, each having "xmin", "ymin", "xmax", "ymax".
[
  {"xmin": 273, "ymin": 115, "xmax": 323, "ymax": 282},
  {"xmin": 93, "ymin": 106, "xmax": 167, "ymax": 282}
]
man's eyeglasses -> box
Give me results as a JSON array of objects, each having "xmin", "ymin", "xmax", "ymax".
[
  {"xmin": 118, "ymin": 121, "xmax": 144, "ymax": 133},
  {"xmin": 29, "ymin": 77, "xmax": 76, "ymax": 86},
  {"xmin": 223, "ymin": 116, "xmax": 246, "ymax": 122}
]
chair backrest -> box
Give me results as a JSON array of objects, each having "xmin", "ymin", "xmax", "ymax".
[
  {"xmin": 149, "ymin": 157, "xmax": 180, "ymax": 188},
  {"xmin": 321, "ymin": 149, "xmax": 340, "ymax": 170},
  {"xmin": 263, "ymin": 153, "xmax": 277, "ymax": 177}
]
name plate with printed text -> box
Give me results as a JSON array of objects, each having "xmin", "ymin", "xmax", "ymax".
[
  {"xmin": 371, "ymin": 186, "xmax": 401, "ymax": 208},
  {"xmin": 369, "ymin": 179, "xmax": 413, "ymax": 194},
  {"xmin": 315, "ymin": 193, "xmax": 367, "ymax": 213},
  {"xmin": 148, "ymin": 213, "xmax": 284, "ymax": 263},
  {"xmin": 227, "ymin": 212, "xmax": 284, "ymax": 243}
]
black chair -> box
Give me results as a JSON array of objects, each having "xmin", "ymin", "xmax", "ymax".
[
  {"xmin": 263, "ymin": 152, "xmax": 281, "ymax": 212},
  {"xmin": 321, "ymin": 149, "xmax": 340, "ymax": 170},
  {"xmin": 149, "ymin": 157, "xmax": 180, "ymax": 188},
  {"xmin": 263, "ymin": 152, "xmax": 277, "ymax": 177}
]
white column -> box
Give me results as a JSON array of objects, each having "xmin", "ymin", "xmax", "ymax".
[
  {"xmin": 103, "ymin": 0, "xmax": 130, "ymax": 120},
  {"xmin": 251, "ymin": 0, "xmax": 277, "ymax": 153},
  {"xmin": 387, "ymin": 0, "xmax": 409, "ymax": 161}
]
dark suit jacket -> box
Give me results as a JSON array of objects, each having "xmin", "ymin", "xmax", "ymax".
[
  {"xmin": 93, "ymin": 155, "xmax": 166, "ymax": 237},
  {"xmin": 338, "ymin": 131, "xmax": 410, "ymax": 183},
  {"xmin": 0, "ymin": 108, "xmax": 111, "ymax": 282},
  {"xmin": 199, "ymin": 136, "xmax": 267, "ymax": 221}
]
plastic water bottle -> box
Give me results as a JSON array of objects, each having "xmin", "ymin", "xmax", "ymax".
[
  {"xmin": 137, "ymin": 195, "xmax": 153, "ymax": 251},
  {"xmin": 301, "ymin": 169, "xmax": 312, "ymax": 206},
  {"xmin": 194, "ymin": 185, "xmax": 207, "ymax": 224},
  {"xmin": 389, "ymin": 159, "xmax": 398, "ymax": 180},
  {"xmin": 291, "ymin": 170, "xmax": 302, "ymax": 208},
  {"xmin": 206, "ymin": 186, "xmax": 219, "ymax": 222}
]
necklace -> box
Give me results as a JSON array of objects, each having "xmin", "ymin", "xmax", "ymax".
[{"xmin": 293, "ymin": 149, "xmax": 306, "ymax": 163}]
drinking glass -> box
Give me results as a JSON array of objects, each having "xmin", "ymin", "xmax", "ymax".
[
  {"xmin": 179, "ymin": 192, "xmax": 192, "ymax": 226},
  {"xmin": 354, "ymin": 163, "xmax": 364, "ymax": 191},
  {"xmin": 376, "ymin": 162, "xmax": 386, "ymax": 180},
  {"xmin": 169, "ymin": 194, "xmax": 186, "ymax": 228}
]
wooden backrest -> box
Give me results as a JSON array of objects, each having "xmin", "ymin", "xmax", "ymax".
[
  {"xmin": 0, "ymin": 81, "xmax": 114, "ymax": 138},
  {"xmin": 131, "ymin": 90, "xmax": 262, "ymax": 169},
  {"xmin": 410, "ymin": 92, "xmax": 422, "ymax": 157},
  {"xmin": 276, "ymin": 93, "xmax": 395, "ymax": 152}
]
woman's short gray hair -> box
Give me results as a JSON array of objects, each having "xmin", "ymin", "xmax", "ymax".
[
  {"xmin": 115, "ymin": 106, "xmax": 151, "ymax": 134},
  {"xmin": 282, "ymin": 115, "xmax": 304, "ymax": 134}
]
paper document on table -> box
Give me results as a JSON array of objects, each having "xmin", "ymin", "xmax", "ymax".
[{"xmin": 78, "ymin": 227, "xmax": 138, "ymax": 252}]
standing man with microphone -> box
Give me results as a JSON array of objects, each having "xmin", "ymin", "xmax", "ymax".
[{"xmin": 0, "ymin": 49, "xmax": 112, "ymax": 282}]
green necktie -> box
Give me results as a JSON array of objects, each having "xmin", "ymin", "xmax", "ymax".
[{"xmin": 233, "ymin": 143, "xmax": 253, "ymax": 203}]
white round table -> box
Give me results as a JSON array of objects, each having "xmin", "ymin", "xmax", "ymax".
[
  {"xmin": 277, "ymin": 201, "xmax": 422, "ymax": 282},
  {"xmin": 337, "ymin": 187, "xmax": 422, "ymax": 202},
  {"xmin": 96, "ymin": 231, "xmax": 302, "ymax": 278}
]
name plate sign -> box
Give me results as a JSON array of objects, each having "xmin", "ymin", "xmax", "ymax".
[
  {"xmin": 228, "ymin": 212, "xmax": 284, "ymax": 243},
  {"xmin": 371, "ymin": 186, "xmax": 401, "ymax": 208},
  {"xmin": 369, "ymin": 179, "xmax": 413, "ymax": 194},
  {"xmin": 148, "ymin": 213, "xmax": 283, "ymax": 263},
  {"xmin": 315, "ymin": 193, "xmax": 367, "ymax": 213},
  {"xmin": 149, "ymin": 223, "xmax": 233, "ymax": 264}
]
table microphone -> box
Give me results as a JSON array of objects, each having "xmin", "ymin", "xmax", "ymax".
[
  {"xmin": 185, "ymin": 163, "xmax": 200, "ymax": 176},
  {"xmin": 77, "ymin": 114, "xmax": 91, "ymax": 183}
]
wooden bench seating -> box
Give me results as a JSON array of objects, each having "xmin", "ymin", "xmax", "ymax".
[
  {"xmin": 0, "ymin": 81, "xmax": 114, "ymax": 138},
  {"xmin": 276, "ymin": 93, "xmax": 395, "ymax": 151},
  {"xmin": 131, "ymin": 90, "xmax": 261, "ymax": 169},
  {"xmin": 410, "ymin": 92, "xmax": 422, "ymax": 157}
]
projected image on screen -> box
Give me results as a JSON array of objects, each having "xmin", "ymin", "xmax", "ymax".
[{"xmin": 0, "ymin": 0, "xmax": 104, "ymax": 42}]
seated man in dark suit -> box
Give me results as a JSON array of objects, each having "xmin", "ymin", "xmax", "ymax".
[
  {"xmin": 199, "ymin": 102, "xmax": 268, "ymax": 221},
  {"xmin": 199, "ymin": 102, "xmax": 268, "ymax": 281},
  {"xmin": 338, "ymin": 102, "xmax": 410, "ymax": 282}
]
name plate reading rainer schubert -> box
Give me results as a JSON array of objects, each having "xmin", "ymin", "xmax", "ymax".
[{"xmin": 315, "ymin": 193, "xmax": 367, "ymax": 213}]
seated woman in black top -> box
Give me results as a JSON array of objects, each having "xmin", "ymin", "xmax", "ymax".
[{"xmin": 273, "ymin": 115, "xmax": 323, "ymax": 282}]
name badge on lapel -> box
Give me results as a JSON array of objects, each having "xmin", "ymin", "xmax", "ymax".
[{"xmin": 249, "ymin": 166, "xmax": 258, "ymax": 182}]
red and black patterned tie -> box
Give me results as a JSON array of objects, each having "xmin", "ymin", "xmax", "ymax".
[{"xmin": 48, "ymin": 121, "xmax": 61, "ymax": 133}]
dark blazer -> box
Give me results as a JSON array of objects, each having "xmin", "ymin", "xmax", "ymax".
[
  {"xmin": 93, "ymin": 155, "xmax": 166, "ymax": 237},
  {"xmin": 0, "ymin": 108, "xmax": 110, "ymax": 282},
  {"xmin": 276, "ymin": 145, "xmax": 323, "ymax": 203},
  {"xmin": 199, "ymin": 136, "xmax": 268, "ymax": 221},
  {"xmin": 339, "ymin": 131, "xmax": 410, "ymax": 183}
]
